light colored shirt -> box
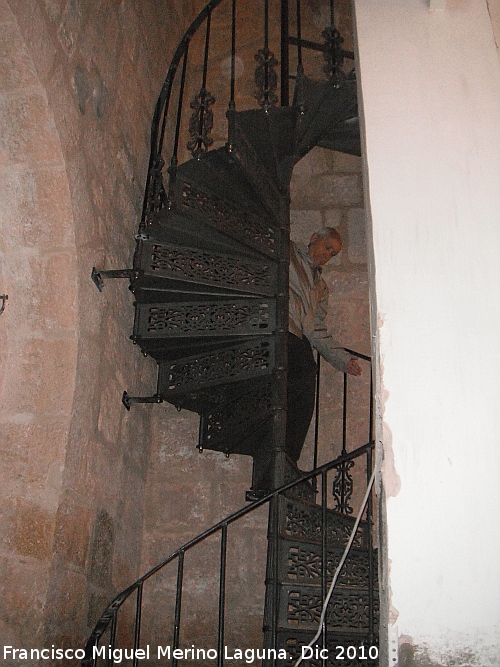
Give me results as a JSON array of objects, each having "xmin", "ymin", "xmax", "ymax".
[{"xmin": 289, "ymin": 242, "xmax": 351, "ymax": 372}]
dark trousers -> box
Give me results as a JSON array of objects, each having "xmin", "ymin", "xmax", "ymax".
[{"xmin": 286, "ymin": 333, "xmax": 317, "ymax": 463}]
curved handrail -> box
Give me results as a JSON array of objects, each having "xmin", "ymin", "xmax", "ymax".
[
  {"xmin": 140, "ymin": 0, "xmax": 227, "ymax": 231},
  {"xmin": 82, "ymin": 440, "xmax": 374, "ymax": 664}
]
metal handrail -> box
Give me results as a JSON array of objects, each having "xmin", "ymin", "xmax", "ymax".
[
  {"xmin": 82, "ymin": 439, "xmax": 374, "ymax": 666},
  {"xmin": 139, "ymin": 0, "xmax": 226, "ymax": 232}
]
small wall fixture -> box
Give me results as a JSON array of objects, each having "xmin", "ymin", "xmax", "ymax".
[{"xmin": 0, "ymin": 294, "xmax": 7, "ymax": 315}]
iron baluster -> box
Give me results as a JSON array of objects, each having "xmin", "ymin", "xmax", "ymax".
[
  {"xmin": 106, "ymin": 610, "xmax": 117, "ymax": 667},
  {"xmin": 226, "ymin": 0, "xmax": 237, "ymax": 149},
  {"xmin": 272, "ymin": 495, "xmax": 279, "ymax": 663},
  {"xmin": 217, "ymin": 524, "xmax": 228, "ymax": 667},
  {"xmin": 342, "ymin": 371, "xmax": 347, "ymax": 455},
  {"xmin": 132, "ymin": 582, "xmax": 143, "ymax": 667},
  {"xmin": 296, "ymin": 0, "xmax": 302, "ymax": 71},
  {"xmin": 255, "ymin": 0, "xmax": 278, "ymax": 109},
  {"xmin": 188, "ymin": 13, "xmax": 215, "ymax": 158},
  {"xmin": 169, "ymin": 47, "xmax": 189, "ymax": 197},
  {"xmin": 280, "ymin": 0, "xmax": 289, "ymax": 106},
  {"xmin": 140, "ymin": 93, "xmax": 171, "ymax": 234},
  {"xmin": 367, "ymin": 448, "xmax": 375, "ymax": 642},
  {"xmin": 172, "ymin": 552, "xmax": 185, "ymax": 667},
  {"xmin": 198, "ymin": 414, "xmax": 206, "ymax": 452},
  {"xmin": 322, "ymin": 24, "xmax": 346, "ymax": 87},
  {"xmin": 332, "ymin": 371, "xmax": 354, "ymax": 513},
  {"xmin": 264, "ymin": 0, "xmax": 269, "ymax": 96},
  {"xmin": 330, "ymin": 0, "xmax": 334, "ymax": 26},
  {"xmin": 321, "ymin": 470, "xmax": 327, "ymax": 666},
  {"xmin": 262, "ymin": 492, "xmax": 282, "ymax": 665},
  {"xmin": 230, "ymin": 0, "xmax": 236, "ymax": 107},
  {"xmin": 370, "ymin": 366, "xmax": 374, "ymax": 443},
  {"xmin": 313, "ymin": 353, "xmax": 321, "ymax": 473}
]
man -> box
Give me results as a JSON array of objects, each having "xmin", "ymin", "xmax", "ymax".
[{"xmin": 287, "ymin": 227, "xmax": 362, "ymax": 464}]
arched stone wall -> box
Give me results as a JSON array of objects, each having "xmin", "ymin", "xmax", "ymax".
[
  {"xmin": 0, "ymin": 0, "xmax": 78, "ymax": 650},
  {"xmin": 2, "ymin": 0, "xmax": 199, "ymax": 653}
]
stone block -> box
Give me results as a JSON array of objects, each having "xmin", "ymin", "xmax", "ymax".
[
  {"xmin": 0, "ymin": 20, "xmax": 38, "ymax": 92},
  {"xmin": 0, "ymin": 165, "xmax": 74, "ymax": 250},
  {"xmin": 290, "ymin": 209, "xmax": 322, "ymax": 245},
  {"xmin": 323, "ymin": 208, "xmax": 342, "ymax": 229},
  {"xmin": 49, "ymin": 499, "xmax": 92, "ymax": 571},
  {"xmin": 0, "ymin": 89, "xmax": 62, "ymax": 166},
  {"xmin": 347, "ymin": 208, "xmax": 368, "ymax": 264},
  {"xmin": 4, "ymin": 0, "xmax": 59, "ymax": 85},
  {"xmin": 0, "ymin": 0, "xmax": 17, "ymax": 24},
  {"xmin": 88, "ymin": 509, "xmax": 114, "ymax": 588},
  {"xmin": 1, "ymin": 337, "xmax": 77, "ymax": 416},
  {"xmin": 0, "ymin": 554, "xmax": 49, "ymax": 644},
  {"xmin": 11, "ymin": 502, "xmax": 55, "ymax": 560},
  {"xmin": 43, "ymin": 566, "xmax": 88, "ymax": 631},
  {"xmin": 0, "ymin": 420, "xmax": 68, "ymax": 505},
  {"xmin": 330, "ymin": 150, "xmax": 362, "ymax": 173},
  {"xmin": 39, "ymin": 252, "xmax": 78, "ymax": 330},
  {"xmin": 313, "ymin": 173, "xmax": 362, "ymax": 207}
]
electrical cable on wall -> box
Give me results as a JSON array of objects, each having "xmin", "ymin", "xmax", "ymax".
[{"xmin": 293, "ymin": 468, "xmax": 377, "ymax": 667}]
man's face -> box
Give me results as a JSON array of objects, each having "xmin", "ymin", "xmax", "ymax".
[{"xmin": 308, "ymin": 233, "xmax": 342, "ymax": 267}]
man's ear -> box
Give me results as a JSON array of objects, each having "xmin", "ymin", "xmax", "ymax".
[{"xmin": 309, "ymin": 232, "xmax": 319, "ymax": 245}]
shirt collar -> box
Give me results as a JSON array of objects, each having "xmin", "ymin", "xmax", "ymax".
[{"xmin": 296, "ymin": 242, "xmax": 322, "ymax": 279}]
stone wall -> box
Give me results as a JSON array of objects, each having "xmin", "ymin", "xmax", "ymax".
[{"xmin": 0, "ymin": 0, "xmax": 197, "ymax": 657}]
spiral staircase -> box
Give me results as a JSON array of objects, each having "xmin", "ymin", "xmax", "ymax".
[{"xmin": 88, "ymin": 1, "xmax": 379, "ymax": 664}]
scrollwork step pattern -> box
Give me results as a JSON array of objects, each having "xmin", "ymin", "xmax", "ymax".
[
  {"xmin": 202, "ymin": 378, "xmax": 273, "ymax": 450},
  {"xmin": 172, "ymin": 181, "xmax": 277, "ymax": 257},
  {"xmin": 280, "ymin": 585, "xmax": 379, "ymax": 632},
  {"xmin": 280, "ymin": 542, "xmax": 378, "ymax": 589},
  {"xmin": 279, "ymin": 497, "xmax": 367, "ymax": 549},
  {"xmin": 158, "ymin": 339, "xmax": 274, "ymax": 395},
  {"xmin": 138, "ymin": 241, "xmax": 276, "ymax": 296},
  {"xmin": 277, "ymin": 631, "xmax": 379, "ymax": 667},
  {"xmin": 135, "ymin": 299, "xmax": 276, "ymax": 338}
]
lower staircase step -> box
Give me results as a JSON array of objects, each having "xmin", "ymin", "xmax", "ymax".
[
  {"xmin": 278, "ymin": 539, "xmax": 378, "ymax": 589},
  {"xmin": 278, "ymin": 496, "xmax": 369, "ymax": 549},
  {"xmin": 278, "ymin": 583, "xmax": 379, "ymax": 632},
  {"xmin": 276, "ymin": 630, "xmax": 379, "ymax": 667}
]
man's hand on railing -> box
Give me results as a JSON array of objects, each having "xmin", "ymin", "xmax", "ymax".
[{"xmin": 346, "ymin": 358, "xmax": 362, "ymax": 376}]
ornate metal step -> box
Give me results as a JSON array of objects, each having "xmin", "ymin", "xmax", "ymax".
[
  {"xmin": 292, "ymin": 76, "xmax": 359, "ymax": 163},
  {"xmin": 231, "ymin": 107, "xmax": 299, "ymax": 182},
  {"xmin": 278, "ymin": 496, "xmax": 369, "ymax": 550},
  {"xmin": 278, "ymin": 539, "xmax": 378, "ymax": 589},
  {"xmin": 166, "ymin": 154, "xmax": 279, "ymax": 259},
  {"xmin": 132, "ymin": 298, "xmax": 276, "ymax": 344},
  {"xmin": 277, "ymin": 584, "xmax": 379, "ymax": 633},
  {"xmin": 157, "ymin": 337, "xmax": 275, "ymax": 396},
  {"xmin": 132, "ymin": 239, "xmax": 277, "ymax": 298},
  {"xmin": 277, "ymin": 630, "xmax": 379, "ymax": 667},
  {"xmin": 230, "ymin": 115, "xmax": 284, "ymax": 220},
  {"xmin": 317, "ymin": 116, "xmax": 361, "ymax": 157}
]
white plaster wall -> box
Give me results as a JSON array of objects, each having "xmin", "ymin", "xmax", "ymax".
[{"xmin": 353, "ymin": 0, "xmax": 500, "ymax": 662}]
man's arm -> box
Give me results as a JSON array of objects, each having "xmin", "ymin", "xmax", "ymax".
[{"xmin": 306, "ymin": 282, "xmax": 362, "ymax": 376}]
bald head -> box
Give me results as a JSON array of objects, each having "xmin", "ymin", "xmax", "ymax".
[{"xmin": 308, "ymin": 228, "xmax": 342, "ymax": 267}]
